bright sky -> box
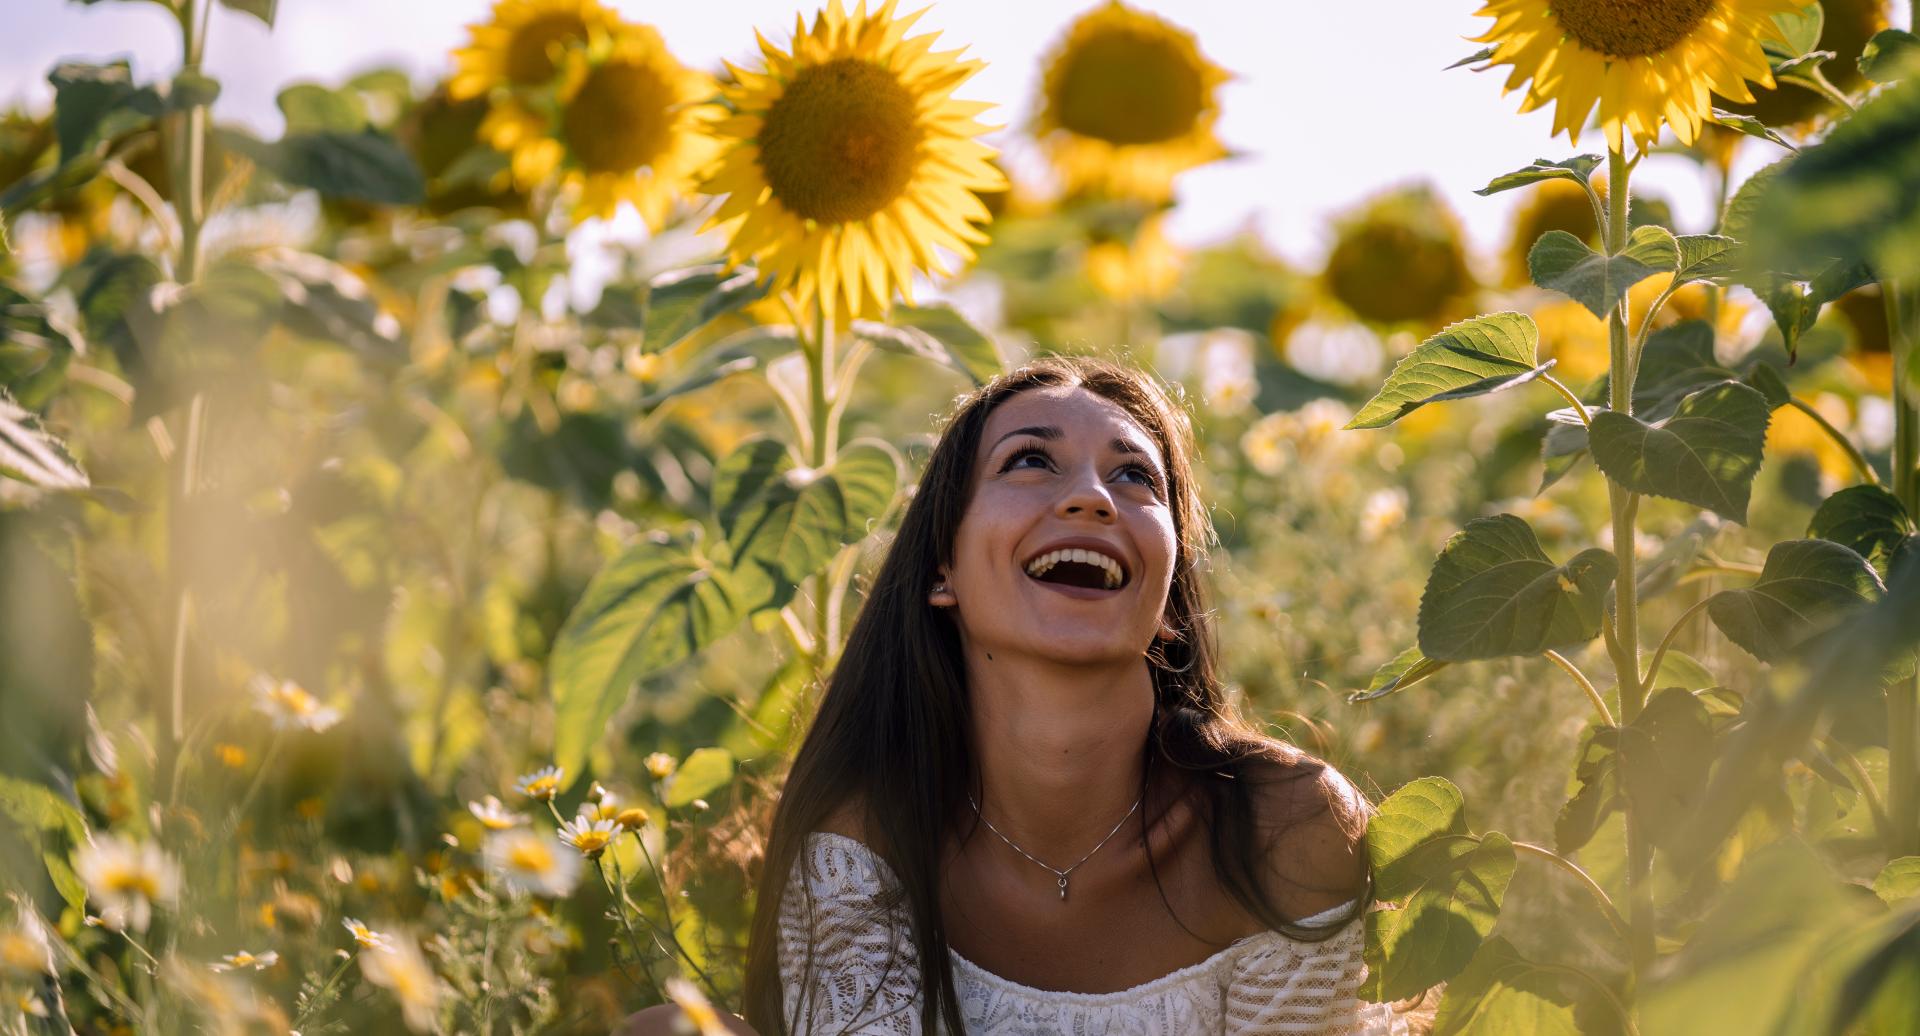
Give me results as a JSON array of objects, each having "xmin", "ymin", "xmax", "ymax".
[{"xmin": 6, "ymin": 1, "xmax": 1911, "ymax": 271}]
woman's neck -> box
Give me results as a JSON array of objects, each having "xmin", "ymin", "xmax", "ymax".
[{"xmin": 963, "ymin": 649, "xmax": 1156, "ymax": 862}]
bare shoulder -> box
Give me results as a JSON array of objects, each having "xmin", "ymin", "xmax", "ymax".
[{"xmin": 1242, "ymin": 753, "xmax": 1372, "ymax": 919}]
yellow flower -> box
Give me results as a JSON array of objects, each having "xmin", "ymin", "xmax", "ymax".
[
  {"xmin": 358, "ymin": 931, "xmax": 443, "ymax": 1034},
  {"xmin": 699, "ymin": 0, "xmax": 1007, "ymax": 324},
  {"xmin": 1714, "ymin": 0, "xmax": 1888, "ymax": 130},
  {"xmin": 343, "ymin": 917, "xmax": 397, "ymax": 953},
  {"xmin": 1033, "ymin": 1, "xmax": 1229, "ymax": 202},
  {"xmin": 0, "ymin": 924, "xmax": 50, "ymax": 979},
  {"xmin": 485, "ymin": 23, "xmax": 722, "ymax": 227},
  {"xmin": 213, "ymin": 743, "xmax": 248, "ymax": 770},
  {"xmin": 1472, "ymin": 0, "xmax": 1807, "ymax": 151},
  {"xmin": 75, "ymin": 835, "xmax": 180, "ymax": 933},
  {"xmin": 1767, "ymin": 392, "xmax": 1857, "ymax": 484},
  {"xmin": 449, "ymin": 0, "xmax": 620, "ymax": 99},
  {"xmin": 247, "ymin": 674, "xmax": 342, "ymax": 733},
  {"xmin": 1323, "ymin": 186, "xmax": 1475, "ymax": 329},
  {"xmin": 1531, "ymin": 298, "xmax": 1611, "ymax": 385},
  {"xmin": 483, "ymin": 828, "xmax": 582, "ymax": 897},
  {"xmin": 1086, "ymin": 215, "xmax": 1184, "ymax": 302},
  {"xmin": 643, "ymin": 753, "xmax": 677, "ymax": 781},
  {"xmin": 1358, "ymin": 489, "xmax": 1409, "ymax": 543},
  {"xmin": 615, "ymin": 807, "xmax": 651, "ymax": 831},
  {"xmin": 210, "ymin": 949, "xmax": 279, "ymax": 972},
  {"xmin": 467, "ymin": 795, "xmax": 528, "ymax": 831},
  {"xmin": 514, "ymin": 765, "xmax": 564, "ymax": 801},
  {"xmin": 557, "ymin": 814, "xmax": 619, "ymax": 858},
  {"xmin": 665, "ymin": 976, "xmax": 730, "ymax": 1036},
  {"xmin": 1502, "ymin": 178, "xmax": 1599, "ymax": 288}
]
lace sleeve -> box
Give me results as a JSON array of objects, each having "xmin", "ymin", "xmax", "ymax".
[
  {"xmin": 1223, "ymin": 904, "xmax": 1410, "ymax": 1036},
  {"xmin": 777, "ymin": 833, "xmax": 926, "ymax": 1035}
]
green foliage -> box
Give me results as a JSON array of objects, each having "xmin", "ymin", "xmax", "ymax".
[
  {"xmin": 662, "ymin": 748, "xmax": 734, "ymax": 807},
  {"xmin": 1587, "ymin": 381, "xmax": 1771, "ymax": 523},
  {"xmin": 1527, "ymin": 225, "xmax": 1676, "ymax": 320},
  {"xmin": 1859, "ymin": 28, "xmax": 1920, "ymax": 83},
  {"xmin": 1473, "ymin": 155, "xmax": 1601, "ymax": 197},
  {"xmin": 1706, "ymin": 539, "xmax": 1883, "ymax": 663},
  {"xmin": 0, "ymin": 285, "xmax": 75, "ymax": 409},
  {"xmin": 1430, "ymin": 937, "xmax": 1603, "ymax": 1035},
  {"xmin": 222, "ymin": 125, "xmax": 425, "ymax": 204},
  {"xmin": 1808, "ymin": 485, "xmax": 1915, "ymax": 576},
  {"xmin": 1362, "ymin": 778, "xmax": 1516, "ymax": 1002},
  {"xmin": 1348, "ymin": 646, "xmax": 1448, "ymax": 703},
  {"xmin": 713, "ymin": 436, "xmax": 900, "ymax": 613},
  {"xmin": 1416, "ymin": 514, "xmax": 1616, "ymax": 661},
  {"xmin": 635, "ymin": 265, "xmax": 770, "ymax": 354},
  {"xmin": 1877, "ymin": 857, "xmax": 1920, "ymax": 904},
  {"xmin": 852, "ymin": 302, "xmax": 1005, "ymax": 386},
  {"xmin": 0, "ymin": 388, "xmax": 88, "ymax": 493},
  {"xmin": 1345, "ymin": 312, "xmax": 1545, "ymax": 430}
]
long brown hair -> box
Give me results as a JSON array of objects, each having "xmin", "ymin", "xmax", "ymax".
[{"xmin": 741, "ymin": 354, "xmax": 1370, "ymax": 1034}]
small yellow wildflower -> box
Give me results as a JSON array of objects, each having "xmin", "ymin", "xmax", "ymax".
[
  {"xmin": 75, "ymin": 834, "xmax": 181, "ymax": 933},
  {"xmin": 643, "ymin": 753, "xmax": 676, "ymax": 780},
  {"xmin": 467, "ymin": 795, "xmax": 528, "ymax": 831},
  {"xmin": 0, "ymin": 923, "xmax": 50, "ymax": 978},
  {"xmin": 343, "ymin": 918, "xmax": 396, "ymax": 953},
  {"xmin": 615, "ymin": 806, "xmax": 650, "ymax": 832},
  {"xmin": 483, "ymin": 829, "xmax": 582, "ymax": 898},
  {"xmin": 359, "ymin": 931, "xmax": 443, "ymax": 1034},
  {"xmin": 213, "ymin": 743, "xmax": 248, "ymax": 769},
  {"xmin": 247, "ymin": 674, "xmax": 343, "ymax": 733},
  {"xmin": 210, "ymin": 949, "xmax": 279, "ymax": 972},
  {"xmin": 557, "ymin": 814, "xmax": 618, "ymax": 859}
]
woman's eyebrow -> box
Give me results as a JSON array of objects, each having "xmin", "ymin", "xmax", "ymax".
[{"xmin": 988, "ymin": 425, "xmax": 1165, "ymax": 474}]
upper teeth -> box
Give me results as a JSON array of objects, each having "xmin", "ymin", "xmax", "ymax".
[{"xmin": 1025, "ymin": 548, "xmax": 1124, "ymax": 589}]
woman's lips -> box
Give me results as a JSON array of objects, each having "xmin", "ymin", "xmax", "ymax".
[{"xmin": 1024, "ymin": 571, "xmax": 1123, "ymax": 599}]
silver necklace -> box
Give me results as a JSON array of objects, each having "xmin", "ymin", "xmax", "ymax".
[{"xmin": 967, "ymin": 791, "xmax": 1141, "ymax": 901}]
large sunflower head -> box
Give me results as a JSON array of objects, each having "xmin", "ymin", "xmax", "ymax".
[
  {"xmin": 1034, "ymin": 2, "xmax": 1229, "ymax": 202},
  {"xmin": 1323, "ymin": 185, "xmax": 1476, "ymax": 329},
  {"xmin": 449, "ymin": 0, "xmax": 621, "ymax": 100},
  {"xmin": 1715, "ymin": 0, "xmax": 1889, "ymax": 130},
  {"xmin": 699, "ymin": 0, "xmax": 1007, "ymax": 324},
  {"xmin": 1473, "ymin": 0, "xmax": 1810, "ymax": 151}
]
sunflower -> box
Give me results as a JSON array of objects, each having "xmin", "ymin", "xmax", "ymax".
[
  {"xmin": 1323, "ymin": 185, "xmax": 1475, "ymax": 328},
  {"xmin": 1034, "ymin": 2, "xmax": 1229, "ymax": 202},
  {"xmin": 1472, "ymin": 0, "xmax": 1809, "ymax": 151},
  {"xmin": 699, "ymin": 0, "xmax": 1006, "ymax": 324},
  {"xmin": 1085, "ymin": 214, "xmax": 1183, "ymax": 302},
  {"xmin": 449, "ymin": 0, "xmax": 620, "ymax": 100}
]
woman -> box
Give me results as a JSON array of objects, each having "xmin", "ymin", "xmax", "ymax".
[{"xmin": 626, "ymin": 356, "xmax": 1408, "ymax": 1034}]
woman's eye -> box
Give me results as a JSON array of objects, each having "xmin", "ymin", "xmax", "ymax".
[{"xmin": 1004, "ymin": 447, "xmax": 1157, "ymax": 489}]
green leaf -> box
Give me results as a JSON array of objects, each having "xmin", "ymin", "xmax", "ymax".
[
  {"xmin": 1672, "ymin": 235, "xmax": 1740, "ymax": 286},
  {"xmin": 549, "ymin": 542, "xmax": 753, "ymax": 783},
  {"xmin": 662, "ymin": 747, "xmax": 734, "ymax": 807},
  {"xmin": 1364, "ymin": 831, "xmax": 1516, "ymax": 1002},
  {"xmin": 714, "ymin": 436, "xmax": 900, "ymax": 613},
  {"xmin": 1741, "ymin": 362, "xmax": 1791, "ymax": 410},
  {"xmin": 641, "ymin": 265, "xmax": 770, "ymax": 354},
  {"xmin": 217, "ymin": 0, "xmax": 277, "ymax": 25},
  {"xmin": 257, "ymin": 251, "xmax": 404, "ymax": 362},
  {"xmin": 1635, "ymin": 513, "xmax": 1727, "ymax": 601},
  {"xmin": 1348, "ymin": 646, "xmax": 1449, "ymax": 703},
  {"xmin": 1617, "ymin": 688, "xmax": 1714, "ymax": 848},
  {"xmin": 73, "ymin": 253, "xmax": 165, "ymax": 416},
  {"xmin": 1808, "ymin": 484, "xmax": 1915, "ymax": 576},
  {"xmin": 720, "ymin": 650, "xmax": 812, "ymax": 761},
  {"xmin": 1588, "ymin": 380, "xmax": 1770, "ymax": 523},
  {"xmin": 1368, "ymin": 777, "xmax": 1468, "ymax": 893},
  {"xmin": 1446, "ymin": 46, "xmax": 1497, "ymax": 71},
  {"xmin": 225, "ymin": 127, "xmax": 424, "ymax": 205},
  {"xmin": 852, "ymin": 303, "xmax": 1004, "ymax": 386},
  {"xmin": 636, "ymin": 327, "xmax": 799, "ymax": 410},
  {"xmin": 1648, "ymin": 650, "xmax": 1717, "ymax": 693},
  {"xmin": 1707, "ymin": 538, "xmax": 1883, "ymax": 663},
  {"xmin": 0, "ymin": 388, "xmax": 89, "ymax": 493},
  {"xmin": 1528, "ymin": 225, "xmax": 1677, "ymax": 319},
  {"xmin": 1772, "ymin": 50, "xmax": 1838, "ymax": 83},
  {"xmin": 1417, "ymin": 514, "xmax": 1618, "ymax": 661},
  {"xmin": 1770, "ymin": 2, "xmax": 1825, "ymax": 58},
  {"xmin": 277, "ymin": 83, "xmax": 367, "ymax": 133},
  {"xmin": 49, "ymin": 60, "xmax": 159, "ymax": 162},
  {"xmin": 1346, "ymin": 313, "xmax": 1545, "ymax": 430},
  {"xmin": 1859, "ymin": 29, "xmax": 1920, "ymax": 83},
  {"xmin": 1473, "ymin": 156, "xmax": 1602, "ymax": 197},
  {"xmin": 1431, "ymin": 938, "xmax": 1597, "ymax": 1036},
  {"xmin": 1708, "ymin": 108, "xmax": 1798, "ymax": 152},
  {"xmin": 1555, "ymin": 723, "xmax": 1619, "ymax": 854},
  {"xmin": 1874, "ymin": 857, "xmax": 1920, "ymax": 904},
  {"xmin": 168, "ymin": 70, "xmax": 221, "ymax": 111},
  {"xmin": 0, "ymin": 774, "xmax": 87, "ymax": 842},
  {"xmin": 0, "ymin": 284, "xmax": 77, "ymax": 409}
]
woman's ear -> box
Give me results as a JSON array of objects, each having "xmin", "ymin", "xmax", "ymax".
[{"xmin": 928, "ymin": 569, "xmax": 955, "ymax": 607}]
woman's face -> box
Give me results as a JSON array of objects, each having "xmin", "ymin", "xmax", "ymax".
[{"xmin": 935, "ymin": 384, "xmax": 1179, "ymax": 666}]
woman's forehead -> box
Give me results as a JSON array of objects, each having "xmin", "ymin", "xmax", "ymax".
[{"xmin": 981, "ymin": 386, "xmax": 1156, "ymax": 448}]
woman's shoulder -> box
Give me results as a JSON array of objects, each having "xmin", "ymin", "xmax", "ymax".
[{"xmin": 1237, "ymin": 752, "xmax": 1373, "ymax": 921}]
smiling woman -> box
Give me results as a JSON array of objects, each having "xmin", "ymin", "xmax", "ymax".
[{"xmin": 619, "ymin": 355, "xmax": 1411, "ymax": 1035}]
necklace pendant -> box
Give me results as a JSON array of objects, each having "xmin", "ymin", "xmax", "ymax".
[{"xmin": 1058, "ymin": 876, "xmax": 1069, "ymax": 901}]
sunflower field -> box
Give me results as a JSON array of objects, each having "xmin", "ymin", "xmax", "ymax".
[{"xmin": 3, "ymin": 0, "xmax": 1919, "ymax": 1031}]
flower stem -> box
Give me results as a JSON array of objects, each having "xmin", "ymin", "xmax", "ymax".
[
  {"xmin": 1540, "ymin": 375, "xmax": 1592, "ymax": 428},
  {"xmin": 1885, "ymin": 279, "xmax": 1920, "ymax": 855},
  {"xmin": 1786, "ymin": 398, "xmax": 1881, "ymax": 486},
  {"xmin": 1641, "ymin": 598, "xmax": 1712, "ymax": 696},
  {"xmin": 1512, "ymin": 841, "xmax": 1630, "ymax": 945},
  {"xmin": 1544, "ymin": 650, "xmax": 1613, "ymax": 727},
  {"xmin": 629, "ymin": 829, "xmax": 721, "ymax": 999}
]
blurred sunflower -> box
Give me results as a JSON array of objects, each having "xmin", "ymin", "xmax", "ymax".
[
  {"xmin": 1323, "ymin": 185, "xmax": 1475, "ymax": 328},
  {"xmin": 1533, "ymin": 274, "xmax": 1751, "ymax": 386},
  {"xmin": 1716, "ymin": 0, "xmax": 1888, "ymax": 129},
  {"xmin": 1768, "ymin": 391, "xmax": 1859, "ymax": 485},
  {"xmin": 480, "ymin": 24, "xmax": 720, "ymax": 226},
  {"xmin": 1472, "ymin": 0, "xmax": 1805, "ymax": 150},
  {"xmin": 1085, "ymin": 215, "xmax": 1183, "ymax": 302},
  {"xmin": 699, "ymin": 0, "xmax": 1006, "ymax": 323},
  {"xmin": 1501, "ymin": 179, "xmax": 1598, "ymax": 287},
  {"xmin": 1034, "ymin": 2, "xmax": 1229, "ymax": 202},
  {"xmin": 1834, "ymin": 285, "xmax": 1894, "ymax": 393},
  {"xmin": 449, "ymin": 0, "xmax": 620, "ymax": 99}
]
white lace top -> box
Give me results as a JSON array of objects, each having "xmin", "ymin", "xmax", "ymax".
[{"xmin": 777, "ymin": 832, "xmax": 1409, "ymax": 1035}]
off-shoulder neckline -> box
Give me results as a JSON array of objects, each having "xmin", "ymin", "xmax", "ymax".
[{"xmin": 802, "ymin": 831, "xmax": 1360, "ymax": 1004}]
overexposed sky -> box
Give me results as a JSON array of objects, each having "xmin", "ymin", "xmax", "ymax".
[{"xmin": 7, "ymin": 0, "xmax": 1909, "ymax": 270}]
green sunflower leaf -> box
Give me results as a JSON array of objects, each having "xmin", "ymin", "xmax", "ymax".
[
  {"xmin": 0, "ymin": 284, "xmax": 76, "ymax": 409},
  {"xmin": 642, "ymin": 264, "xmax": 770, "ymax": 354},
  {"xmin": 0, "ymin": 387, "xmax": 89, "ymax": 493},
  {"xmin": 1587, "ymin": 380, "xmax": 1770, "ymax": 523},
  {"xmin": 1473, "ymin": 155, "xmax": 1602, "ymax": 196},
  {"xmin": 1416, "ymin": 514, "xmax": 1618, "ymax": 661},
  {"xmin": 1431, "ymin": 938, "xmax": 1605, "ymax": 1036},
  {"xmin": 1808, "ymin": 485, "xmax": 1915, "ymax": 576},
  {"xmin": 1527, "ymin": 225, "xmax": 1678, "ymax": 319},
  {"xmin": 1707, "ymin": 538, "xmax": 1884, "ymax": 663},
  {"xmin": 662, "ymin": 747, "xmax": 735, "ymax": 808},
  {"xmin": 1672, "ymin": 234, "xmax": 1741, "ymax": 286},
  {"xmin": 223, "ymin": 126, "xmax": 425, "ymax": 205},
  {"xmin": 1859, "ymin": 29, "xmax": 1920, "ymax": 83},
  {"xmin": 1364, "ymin": 831, "xmax": 1515, "ymax": 1001},
  {"xmin": 853, "ymin": 303, "xmax": 1004, "ymax": 386},
  {"xmin": 1874, "ymin": 857, "xmax": 1920, "ymax": 904},
  {"xmin": 1346, "ymin": 313, "xmax": 1545, "ymax": 430},
  {"xmin": 1349, "ymin": 646, "xmax": 1449, "ymax": 703},
  {"xmin": 550, "ymin": 541, "xmax": 755, "ymax": 783},
  {"xmin": 1708, "ymin": 108, "xmax": 1798, "ymax": 152},
  {"xmin": 715, "ymin": 435, "xmax": 900, "ymax": 615}
]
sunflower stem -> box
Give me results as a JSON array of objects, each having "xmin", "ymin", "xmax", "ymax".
[
  {"xmin": 1785, "ymin": 397, "xmax": 1881, "ymax": 486},
  {"xmin": 1886, "ymin": 278, "xmax": 1920, "ymax": 855},
  {"xmin": 1604, "ymin": 144, "xmax": 1656, "ymax": 988}
]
